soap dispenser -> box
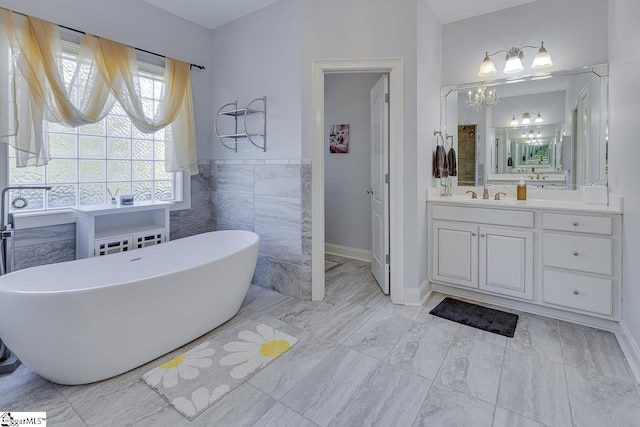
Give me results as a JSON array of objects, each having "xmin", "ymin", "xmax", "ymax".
[{"xmin": 517, "ymin": 178, "xmax": 527, "ymax": 200}]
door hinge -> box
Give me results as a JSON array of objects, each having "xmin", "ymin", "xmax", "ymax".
[
  {"xmin": 385, "ymin": 254, "xmax": 390, "ymax": 264},
  {"xmin": 385, "ymin": 93, "xmax": 390, "ymax": 103},
  {"xmin": 385, "ymin": 174, "xmax": 390, "ymax": 184}
]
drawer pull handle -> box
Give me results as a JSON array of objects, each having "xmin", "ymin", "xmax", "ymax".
[
  {"xmin": 573, "ymin": 251, "xmax": 579, "ymax": 256},
  {"xmin": 573, "ymin": 290, "xmax": 580, "ymax": 295},
  {"xmin": 480, "ymin": 233, "xmax": 486, "ymax": 237},
  {"xmin": 573, "ymin": 221, "xmax": 579, "ymax": 226},
  {"xmin": 471, "ymin": 232, "xmax": 476, "ymax": 237}
]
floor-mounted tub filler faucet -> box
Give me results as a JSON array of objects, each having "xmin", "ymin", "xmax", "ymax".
[{"xmin": 0, "ymin": 186, "xmax": 50, "ymax": 374}]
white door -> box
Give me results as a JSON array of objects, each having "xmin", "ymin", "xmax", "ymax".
[{"xmin": 370, "ymin": 75, "xmax": 389, "ymax": 294}]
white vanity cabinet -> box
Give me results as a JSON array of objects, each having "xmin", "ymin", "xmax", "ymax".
[
  {"xmin": 541, "ymin": 212, "xmax": 619, "ymax": 317},
  {"xmin": 431, "ymin": 206, "xmax": 534, "ymax": 300},
  {"xmin": 74, "ymin": 201, "xmax": 172, "ymax": 258},
  {"xmin": 427, "ymin": 195, "xmax": 623, "ymax": 325}
]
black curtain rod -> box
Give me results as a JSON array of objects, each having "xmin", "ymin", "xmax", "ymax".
[
  {"xmin": 58, "ymin": 25, "xmax": 205, "ymax": 70},
  {"xmin": 1, "ymin": 6, "xmax": 206, "ymax": 70}
]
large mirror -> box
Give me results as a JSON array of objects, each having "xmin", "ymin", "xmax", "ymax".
[{"xmin": 441, "ymin": 64, "xmax": 608, "ymax": 188}]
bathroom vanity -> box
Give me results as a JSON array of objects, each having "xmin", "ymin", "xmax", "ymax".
[{"xmin": 427, "ymin": 187, "xmax": 622, "ymax": 328}]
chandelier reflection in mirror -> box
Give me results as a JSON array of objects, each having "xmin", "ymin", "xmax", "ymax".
[
  {"xmin": 478, "ymin": 42, "xmax": 553, "ymax": 77},
  {"xmin": 466, "ymin": 86, "xmax": 498, "ymax": 111}
]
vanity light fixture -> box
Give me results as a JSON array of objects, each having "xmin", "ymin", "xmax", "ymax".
[
  {"xmin": 465, "ymin": 86, "xmax": 499, "ymax": 110},
  {"xmin": 510, "ymin": 112, "xmax": 543, "ymax": 126},
  {"xmin": 478, "ymin": 42, "xmax": 553, "ymax": 77}
]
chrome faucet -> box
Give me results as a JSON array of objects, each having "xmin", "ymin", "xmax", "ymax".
[
  {"xmin": 466, "ymin": 190, "xmax": 477, "ymax": 199},
  {"xmin": 482, "ymin": 186, "xmax": 490, "ymax": 200},
  {"xmin": 494, "ymin": 192, "xmax": 507, "ymax": 200}
]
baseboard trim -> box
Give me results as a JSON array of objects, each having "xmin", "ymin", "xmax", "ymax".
[
  {"xmin": 325, "ymin": 243, "xmax": 372, "ymax": 262},
  {"xmin": 404, "ymin": 279, "xmax": 431, "ymax": 306},
  {"xmin": 617, "ymin": 321, "xmax": 640, "ymax": 384}
]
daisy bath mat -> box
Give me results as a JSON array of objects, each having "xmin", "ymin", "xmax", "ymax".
[{"xmin": 142, "ymin": 320, "xmax": 298, "ymax": 420}]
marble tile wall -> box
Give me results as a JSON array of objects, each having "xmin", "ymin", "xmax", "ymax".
[
  {"xmin": 10, "ymin": 223, "xmax": 76, "ymax": 271},
  {"xmin": 212, "ymin": 160, "xmax": 312, "ymax": 299},
  {"xmin": 169, "ymin": 160, "xmax": 214, "ymax": 240}
]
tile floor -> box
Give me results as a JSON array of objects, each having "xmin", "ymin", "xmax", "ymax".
[{"xmin": 2, "ymin": 255, "xmax": 640, "ymax": 426}]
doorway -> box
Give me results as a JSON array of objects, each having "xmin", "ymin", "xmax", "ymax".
[
  {"xmin": 323, "ymin": 73, "xmax": 389, "ymax": 299},
  {"xmin": 311, "ymin": 58, "xmax": 405, "ymax": 303},
  {"xmin": 457, "ymin": 125, "xmax": 477, "ymax": 186}
]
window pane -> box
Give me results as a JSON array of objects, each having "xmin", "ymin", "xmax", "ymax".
[
  {"xmin": 78, "ymin": 121, "xmax": 105, "ymax": 136},
  {"xmin": 48, "ymin": 159, "xmax": 78, "ymax": 183},
  {"xmin": 107, "ymin": 115, "xmax": 131, "ymax": 137},
  {"xmin": 47, "ymin": 121, "xmax": 74, "ymax": 133},
  {"xmin": 48, "ymin": 184, "xmax": 77, "ymax": 208},
  {"xmin": 79, "ymin": 183, "xmax": 105, "ymax": 206},
  {"xmin": 154, "ymin": 140, "xmax": 165, "ymax": 160},
  {"xmin": 79, "ymin": 159, "xmax": 106, "ymax": 182},
  {"xmin": 8, "ymin": 189, "xmax": 44, "ymax": 211},
  {"xmin": 133, "ymin": 181, "xmax": 152, "ymax": 202},
  {"xmin": 111, "ymin": 102, "xmax": 126, "ymax": 116},
  {"xmin": 132, "ymin": 161, "xmax": 153, "ymax": 181},
  {"xmin": 107, "ymin": 138, "xmax": 131, "ymax": 159},
  {"xmin": 79, "ymin": 136, "xmax": 106, "ymax": 158},
  {"xmin": 9, "ymin": 162, "xmax": 44, "ymax": 184},
  {"xmin": 155, "ymin": 180, "xmax": 173, "ymax": 200},
  {"xmin": 108, "ymin": 160, "xmax": 131, "ymax": 181},
  {"xmin": 49, "ymin": 133, "xmax": 77, "ymax": 158},
  {"xmin": 140, "ymin": 79, "xmax": 153, "ymax": 98},
  {"xmin": 154, "ymin": 161, "xmax": 173, "ymax": 180},
  {"xmin": 133, "ymin": 140, "xmax": 153, "ymax": 160}
]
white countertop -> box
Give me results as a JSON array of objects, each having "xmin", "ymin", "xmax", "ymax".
[
  {"xmin": 426, "ymin": 186, "xmax": 623, "ymax": 214},
  {"xmin": 72, "ymin": 201, "xmax": 174, "ymax": 216}
]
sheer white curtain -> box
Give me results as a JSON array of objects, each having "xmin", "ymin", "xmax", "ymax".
[{"xmin": 0, "ymin": 8, "xmax": 198, "ymax": 175}]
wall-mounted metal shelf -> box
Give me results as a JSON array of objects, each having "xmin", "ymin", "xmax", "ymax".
[{"xmin": 215, "ymin": 97, "xmax": 267, "ymax": 152}]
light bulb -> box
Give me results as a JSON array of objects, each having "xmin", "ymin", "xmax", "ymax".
[
  {"xmin": 504, "ymin": 48, "xmax": 524, "ymax": 73},
  {"xmin": 535, "ymin": 113, "xmax": 544, "ymax": 123},
  {"xmin": 532, "ymin": 42, "xmax": 553, "ymax": 68},
  {"xmin": 522, "ymin": 112, "xmax": 531, "ymax": 125},
  {"xmin": 510, "ymin": 116, "xmax": 518, "ymax": 126},
  {"xmin": 478, "ymin": 52, "xmax": 497, "ymax": 77}
]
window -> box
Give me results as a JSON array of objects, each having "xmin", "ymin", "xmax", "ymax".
[{"xmin": 4, "ymin": 43, "xmax": 184, "ymax": 212}]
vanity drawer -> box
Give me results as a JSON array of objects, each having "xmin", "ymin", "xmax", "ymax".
[
  {"xmin": 542, "ymin": 269, "xmax": 612, "ymax": 316},
  {"xmin": 542, "ymin": 213, "xmax": 612, "ymax": 235},
  {"xmin": 431, "ymin": 205, "xmax": 534, "ymax": 228},
  {"xmin": 542, "ymin": 233, "xmax": 612, "ymax": 275}
]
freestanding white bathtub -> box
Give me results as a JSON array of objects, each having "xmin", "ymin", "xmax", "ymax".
[{"xmin": 0, "ymin": 230, "xmax": 259, "ymax": 385}]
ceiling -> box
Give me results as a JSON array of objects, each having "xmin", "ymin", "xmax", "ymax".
[{"xmin": 142, "ymin": 0, "xmax": 540, "ymax": 30}]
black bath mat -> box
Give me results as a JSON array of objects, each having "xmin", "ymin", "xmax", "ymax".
[{"xmin": 429, "ymin": 298, "xmax": 519, "ymax": 338}]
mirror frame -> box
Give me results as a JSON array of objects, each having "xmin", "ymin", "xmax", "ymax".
[{"xmin": 440, "ymin": 64, "xmax": 609, "ymax": 189}]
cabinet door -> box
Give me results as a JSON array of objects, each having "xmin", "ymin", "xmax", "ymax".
[
  {"xmin": 433, "ymin": 221, "xmax": 478, "ymax": 288},
  {"xmin": 479, "ymin": 227, "xmax": 534, "ymax": 300}
]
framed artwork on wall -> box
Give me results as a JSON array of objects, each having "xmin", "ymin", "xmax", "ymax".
[{"xmin": 329, "ymin": 124, "xmax": 349, "ymax": 153}]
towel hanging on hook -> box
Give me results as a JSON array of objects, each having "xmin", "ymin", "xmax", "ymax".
[
  {"xmin": 446, "ymin": 135, "xmax": 457, "ymax": 177},
  {"xmin": 433, "ymin": 131, "xmax": 449, "ymax": 178}
]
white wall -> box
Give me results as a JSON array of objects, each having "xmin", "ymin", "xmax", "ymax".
[
  {"xmin": 609, "ymin": 0, "xmax": 640, "ymax": 358},
  {"xmin": 324, "ymin": 73, "xmax": 381, "ymax": 251},
  {"xmin": 442, "ymin": 0, "xmax": 609, "ymax": 85},
  {"xmin": 417, "ymin": 0, "xmax": 442, "ymax": 288},
  {"xmin": 0, "ymin": 0, "xmax": 214, "ymax": 160},
  {"xmin": 210, "ymin": 0, "xmax": 301, "ymax": 160}
]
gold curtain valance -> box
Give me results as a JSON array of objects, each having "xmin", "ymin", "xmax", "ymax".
[{"xmin": 0, "ymin": 8, "xmax": 198, "ymax": 175}]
